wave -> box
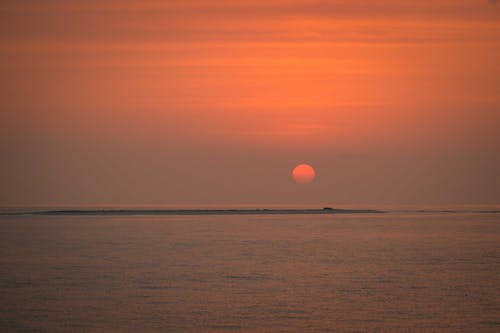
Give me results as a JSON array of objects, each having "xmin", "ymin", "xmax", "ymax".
[
  {"xmin": 1, "ymin": 208, "xmax": 384, "ymax": 216},
  {"xmin": 1, "ymin": 207, "xmax": 499, "ymax": 216}
]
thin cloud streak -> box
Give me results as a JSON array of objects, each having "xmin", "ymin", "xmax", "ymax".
[{"xmin": 1, "ymin": 1, "xmax": 498, "ymax": 44}]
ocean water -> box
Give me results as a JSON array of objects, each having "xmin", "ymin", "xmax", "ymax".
[{"xmin": 1, "ymin": 212, "xmax": 499, "ymax": 332}]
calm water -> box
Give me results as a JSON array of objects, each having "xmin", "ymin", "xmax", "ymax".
[{"xmin": 1, "ymin": 213, "xmax": 499, "ymax": 332}]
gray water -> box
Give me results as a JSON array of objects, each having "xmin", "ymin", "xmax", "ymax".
[{"xmin": 1, "ymin": 212, "xmax": 499, "ymax": 332}]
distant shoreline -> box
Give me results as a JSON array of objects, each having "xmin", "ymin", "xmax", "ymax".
[{"xmin": 2, "ymin": 208, "xmax": 499, "ymax": 217}]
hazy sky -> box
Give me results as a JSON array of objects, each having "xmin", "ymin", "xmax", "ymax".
[{"xmin": 1, "ymin": 0, "xmax": 499, "ymax": 207}]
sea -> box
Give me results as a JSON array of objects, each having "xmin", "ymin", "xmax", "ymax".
[{"xmin": 1, "ymin": 207, "xmax": 499, "ymax": 332}]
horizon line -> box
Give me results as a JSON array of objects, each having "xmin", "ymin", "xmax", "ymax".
[{"xmin": 1, "ymin": 207, "xmax": 500, "ymax": 216}]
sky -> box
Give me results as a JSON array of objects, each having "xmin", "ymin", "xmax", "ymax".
[{"xmin": 0, "ymin": 0, "xmax": 499, "ymax": 207}]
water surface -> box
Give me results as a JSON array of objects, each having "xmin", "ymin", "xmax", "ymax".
[{"xmin": 1, "ymin": 212, "xmax": 499, "ymax": 332}]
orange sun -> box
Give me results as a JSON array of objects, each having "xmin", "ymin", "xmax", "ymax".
[{"xmin": 292, "ymin": 164, "xmax": 316, "ymax": 184}]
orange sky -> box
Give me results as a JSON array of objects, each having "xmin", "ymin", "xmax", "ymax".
[{"xmin": 0, "ymin": 0, "xmax": 499, "ymax": 206}]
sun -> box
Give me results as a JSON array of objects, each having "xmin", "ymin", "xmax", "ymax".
[{"xmin": 292, "ymin": 164, "xmax": 316, "ymax": 184}]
